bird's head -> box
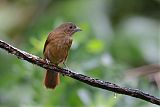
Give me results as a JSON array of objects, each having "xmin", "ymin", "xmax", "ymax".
[{"xmin": 55, "ymin": 22, "xmax": 82, "ymax": 36}]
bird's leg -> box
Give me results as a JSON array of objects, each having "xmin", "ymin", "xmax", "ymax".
[
  {"xmin": 63, "ymin": 62, "xmax": 69, "ymax": 69},
  {"xmin": 62, "ymin": 62, "xmax": 70, "ymax": 76}
]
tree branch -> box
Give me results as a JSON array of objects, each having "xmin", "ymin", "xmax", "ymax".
[{"xmin": 0, "ymin": 40, "xmax": 159, "ymax": 105}]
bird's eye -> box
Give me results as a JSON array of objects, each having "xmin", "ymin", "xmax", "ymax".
[{"xmin": 69, "ymin": 26, "xmax": 73, "ymax": 29}]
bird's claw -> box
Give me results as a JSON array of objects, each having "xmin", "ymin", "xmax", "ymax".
[{"xmin": 45, "ymin": 58, "xmax": 51, "ymax": 64}]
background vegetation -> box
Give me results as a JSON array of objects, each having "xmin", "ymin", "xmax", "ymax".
[{"xmin": 0, "ymin": 0, "xmax": 159, "ymax": 107}]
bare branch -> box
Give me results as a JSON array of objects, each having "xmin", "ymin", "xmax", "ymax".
[{"xmin": 0, "ymin": 40, "xmax": 159, "ymax": 105}]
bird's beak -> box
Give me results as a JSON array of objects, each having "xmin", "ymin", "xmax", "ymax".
[{"xmin": 74, "ymin": 26, "xmax": 82, "ymax": 32}]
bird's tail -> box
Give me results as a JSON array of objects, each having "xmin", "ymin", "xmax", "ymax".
[{"xmin": 44, "ymin": 70, "xmax": 60, "ymax": 89}]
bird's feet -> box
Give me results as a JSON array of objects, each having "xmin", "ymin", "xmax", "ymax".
[
  {"xmin": 63, "ymin": 62, "xmax": 69, "ymax": 69},
  {"xmin": 62, "ymin": 62, "xmax": 71, "ymax": 76},
  {"xmin": 45, "ymin": 58, "xmax": 51, "ymax": 64}
]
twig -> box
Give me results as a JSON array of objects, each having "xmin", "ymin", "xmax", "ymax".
[{"xmin": 0, "ymin": 40, "xmax": 159, "ymax": 105}]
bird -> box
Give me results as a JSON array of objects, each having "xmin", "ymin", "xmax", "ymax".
[{"xmin": 43, "ymin": 22, "xmax": 82, "ymax": 89}]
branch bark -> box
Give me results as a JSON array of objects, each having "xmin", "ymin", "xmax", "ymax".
[{"xmin": 0, "ymin": 40, "xmax": 159, "ymax": 105}]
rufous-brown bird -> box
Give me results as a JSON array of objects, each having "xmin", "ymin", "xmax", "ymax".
[{"xmin": 43, "ymin": 22, "xmax": 81, "ymax": 89}]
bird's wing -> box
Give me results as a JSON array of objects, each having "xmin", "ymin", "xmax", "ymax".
[
  {"xmin": 64, "ymin": 38, "xmax": 73, "ymax": 62},
  {"xmin": 43, "ymin": 32, "xmax": 54, "ymax": 54}
]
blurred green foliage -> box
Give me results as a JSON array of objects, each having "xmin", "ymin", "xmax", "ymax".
[{"xmin": 0, "ymin": 0, "xmax": 159, "ymax": 107}]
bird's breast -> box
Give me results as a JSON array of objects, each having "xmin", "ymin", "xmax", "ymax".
[
  {"xmin": 56, "ymin": 37, "xmax": 71, "ymax": 48},
  {"xmin": 48, "ymin": 36, "xmax": 72, "ymax": 64}
]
